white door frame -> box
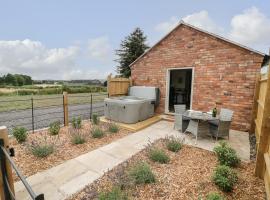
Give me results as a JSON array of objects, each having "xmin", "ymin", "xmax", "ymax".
[{"xmin": 165, "ymin": 67, "xmax": 195, "ymax": 114}]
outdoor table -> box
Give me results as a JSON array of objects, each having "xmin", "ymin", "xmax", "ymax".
[{"xmin": 182, "ymin": 110, "xmax": 218, "ymax": 139}]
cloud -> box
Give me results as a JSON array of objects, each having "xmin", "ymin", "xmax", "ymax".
[
  {"xmin": 228, "ymin": 7, "xmax": 270, "ymax": 47},
  {"xmin": 154, "ymin": 16, "xmax": 179, "ymax": 35},
  {"xmin": 154, "ymin": 7, "xmax": 269, "ymax": 53},
  {"xmin": 87, "ymin": 36, "xmax": 113, "ymax": 62},
  {"xmin": 182, "ymin": 10, "xmax": 224, "ymax": 34},
  {"xmin": 63, "ymin": 69, "xmax": 113, "ymax": 80},
  {"xmin": 0, "ymin": 39, "xmax": 80, "ymax": 79}
]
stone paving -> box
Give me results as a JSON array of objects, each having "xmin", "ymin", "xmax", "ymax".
[{"xmin": 15, "ymin": 120, "xmax": 250, "ymax": 200}]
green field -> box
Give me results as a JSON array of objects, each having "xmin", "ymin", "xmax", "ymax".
[{"xmin": 0, "ymin": 92, "xmax": 108, "ymax": 112}]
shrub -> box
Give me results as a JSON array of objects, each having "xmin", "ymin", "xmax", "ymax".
[
  {"xmin": 48, "ymin": 121, "xmax": 61, "ymax": 135},
  {"xmin": 69, "ymin": 129, "xmax": 86, "ymax": 145},
  {"xmin": 108, "ymin": 123, "xmax": 119, "ymax": 133},
  {"xmin": 92, "ymin": 114, "xmax": 99, "ymax": 125},
  {"xmin": 212, "ymin": 165, "xmax": 238, "ymax": 192},
  {"xmin": 148, "ymin": 148, "xmax": 170, "ymax": 164},
  {"xmin": 99, "ymin": 187, "xmax": 128, "ymax": 200},
  {"xmin": 91, "ymin": 127, "xmax": 105, "ymax": 138},
  {"xmin": 12, "ymin": 127, "xmax": 27, "ymax": 143},
  {"xmin": 30, "ymin": 143, "xmax": 54, "ymax": 158},
  {"xmin": 213, "ymin": 141, "xmax": 240, "ymax": 167},
  {"xmin": 128, "ymin": 162, "xmax": 156, "ymax": 184},
  {"xmin": 206, "ymin": 192, "xmax": 225, "ymax": 200},
  {"xmin": 165, "ymin": 136, "xmax": 183, "ymax": 152},
  {"xmin": 72, "ymin": 116, "xmax": 82, "ymax": 129}
]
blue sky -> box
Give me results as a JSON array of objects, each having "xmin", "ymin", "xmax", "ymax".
[{"xmin": 0, "ymin": 0, "xmax": 269, "ymax": 80}]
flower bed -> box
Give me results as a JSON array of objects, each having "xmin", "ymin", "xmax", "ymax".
[
  {"xmin": 69, "ymin": 139, "xmax": 265, "ymax": 200},
  {"xmin": 11, "ymin": 120, "xmax": 131, "ymax": 181}
]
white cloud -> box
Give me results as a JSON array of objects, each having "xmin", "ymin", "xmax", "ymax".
[
  {"xmin": 154, "ymin": 7, "xmax": 269, "ymax": 53},
  {"xmin": 0, "ymin": 39, "xmax": 80, "ymax": 79},
  {"xmin": 154, "ymin": 16, "xmax": 179, "ymax": 35},
  {"xmin": 87, "ymin": 36, "xmax": 112, "ymax": 62},
  {"xmin": 183, "ymin": 10, "xmax": 224, "ymax": 34},
  {"xmin": 63, "ymin": 69, "xmax": 113, "ymax": 80},
  {"xmin": 229, "ymin": 7, "xmax": 270, "ymax": 47}
]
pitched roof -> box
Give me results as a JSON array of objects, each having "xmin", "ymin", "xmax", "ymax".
[{"xmin": 130, "ymin": 20, "xmax": 266, "ymax": 67}]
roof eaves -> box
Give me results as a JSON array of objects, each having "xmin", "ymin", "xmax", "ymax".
[{"xmin": 130, "ymin": 20, "xmax": 266, "ymax": 67}]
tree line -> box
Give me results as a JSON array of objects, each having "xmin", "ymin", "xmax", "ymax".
[{"xmin": 0, "ymin": 73, "xmax": 33, "ymax": 86}]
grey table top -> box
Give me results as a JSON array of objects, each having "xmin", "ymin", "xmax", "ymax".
[{"xmin": 183, "ymin": 110, "xmax": 218, "ymax": 121}]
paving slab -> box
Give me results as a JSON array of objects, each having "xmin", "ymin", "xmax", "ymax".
[{"xmin": 75, "ymin": 149, "xmax": 122, "ymax": 174}]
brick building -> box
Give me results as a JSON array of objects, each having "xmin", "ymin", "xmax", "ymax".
[{"xmin": 130, "ymin": 21, "xmax": 268, "ymax": 131}]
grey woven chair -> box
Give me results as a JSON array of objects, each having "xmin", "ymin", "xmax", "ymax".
[
  {"xmin": 209, "ymin": 108, "xmax": 234, "ymax": 140},
  {"xmin": 185, "ymin": 119, "xmax": 210, "ymax": 144},
  {"xmin": 174, "ymin": 105, "xmax": 188, "ymax": 132}
]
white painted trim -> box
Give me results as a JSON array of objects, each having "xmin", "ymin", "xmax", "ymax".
[{"xmin": 165, "ymin": 67, "xmax": 194, "ymax": 113}]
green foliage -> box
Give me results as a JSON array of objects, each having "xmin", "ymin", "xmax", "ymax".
[
  {"xmin": 31, "ymin": 144, "xmax": 54, "ymax": 158},
  {"xmin": 69, "ymin": 128, "xmax": 86, "ymax": 145},
  {"xmin": 12, "ymin": 127, "xmax": 27, "ymax": 143},
  {"xmin": 206, "ymin": 192, "xmax": 225, "ymax": 200},
  {"xmin": 99, "ymin": 187, "xmax": 128, "ymax": 200},
  {"xmin": 128, "ymin": 162, "xmax": 156, "ymax": 184},
  {"xmin": 72, "ymin": 116, "xmax": 82, "ymax": 129},
  {"xmin": 108, "ymin": 123, "xmax": 119, "ymax": 133},
  {"xmin": 1, "ymin": 73, "xmax": 33, "ymax": 86},
  {"xmin": 91, "ymin": 127, "xmax": 105, "ymax": 138},
  {"xmin": 213, "ymin": 141, "xmax": 240, "ymax": 167},
  {"xmin": 49, "ymin": 121, "xmax": 61, "ymax": 135},
  {"xmin": 92, "ymin": 114, "xmax": 99, "ymax": 125},
  {"xmin": 148, "ymin": 148, "xmax": 170, "ymax": 164},
  {"xmin": 116, "ymin": 27, "xmax": 149, "ymax": 77},
  {"xmin": 165, "ymin": 136, "xmax": 183, "ymax": 152},
  {"xmin": 212, "ymin": 165, "xmax": 238, "ymax": 192}
]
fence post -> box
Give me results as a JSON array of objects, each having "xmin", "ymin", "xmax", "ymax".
[
  {"xmin": 31, "ymin": 97, "xmax": 34, "ymax": 134},
  {"xmin": 63, "ymin": 92, "xmax": 69, "ymax": 126},
  {"xmin": 250, "ymin": 74, "xmax": 260, "ymax": 134},
  {"xmin": 0, "ymin": 126, "xmax": 14, "ymax": 199},
  {"xmin": 90, "ymin": 94, "xmax": 93, "ymax": 120}
]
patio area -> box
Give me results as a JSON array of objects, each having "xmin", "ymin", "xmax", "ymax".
[{"xmin": 14, "ymin": 120, "xmax": 250, "ymax": 200}]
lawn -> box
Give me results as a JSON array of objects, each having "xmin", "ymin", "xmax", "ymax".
[
  {"xmin": 0, "ymin": 92, "xmax": 108, "ymax": 112},
  {"xmin": 69, "ymin": 139, "xmax": 265, "ymax": 200}
]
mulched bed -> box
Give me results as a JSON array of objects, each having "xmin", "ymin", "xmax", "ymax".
[
  {"xmin": 69, "ymin": 139, "xmax": 265, "ymax": 200},
  {"xmin": 10, "ymin": 121, "xmax": 131, "ymax": 181},
  {"xmin": 249, "ymin": 133, "xmax": 257, "ymax": 161}
]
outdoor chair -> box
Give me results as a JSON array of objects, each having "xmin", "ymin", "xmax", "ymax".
[
  {"xmin": 174, "ymin": 104, "xmax": 188, "ymax": 132},
  {"xmin": 184, "ymin": 119, "xmax": 210, "ymax": 144},
  {"xmin": 209, "ymin": 108, "xmax": 234, "ymax": 140}
]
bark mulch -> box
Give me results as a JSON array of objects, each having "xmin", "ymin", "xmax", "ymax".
[
  {"xmin": 69, "ymin": 139, "xmax": 265, "ymax": 200},
  {"xmin": 10, "ymin": 121, "xmax": 131, "ymax": 181}
]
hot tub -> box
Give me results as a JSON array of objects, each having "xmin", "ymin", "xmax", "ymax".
[{"xmin": 104, "ymin": 86, "xmax": 159, "ymax": 124}]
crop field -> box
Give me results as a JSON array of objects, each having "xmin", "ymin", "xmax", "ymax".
[{"xmin": 0, "ymin": 92, "xmax": 108, "ymax": 112}]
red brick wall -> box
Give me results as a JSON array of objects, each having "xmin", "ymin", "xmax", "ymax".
[{"xmin": 131, "ymin": 25, "xmax": 264, "ymax": 131}]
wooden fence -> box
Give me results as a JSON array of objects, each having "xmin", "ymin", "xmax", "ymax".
[
  {"xmin": 107, "ymin": 74, "xmax": 132, "ymax": 97},
  {"xmin": 251, "ymin": 65, "xmax": 270, "ymax": 198}
]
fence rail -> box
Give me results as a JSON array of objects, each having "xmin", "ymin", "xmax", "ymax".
[
  {"xmin": 251, "ymin": 65, "xmax": 270, "ymax": 199},
  {"xmin": 0, "ymin": 92, "xmax": 108, "ymax": 133},
  {"xmin": 0, "ymin": 127, "xmax": 44, "ymax": 200}
]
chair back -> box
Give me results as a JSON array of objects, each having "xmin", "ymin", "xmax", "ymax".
[
  {"xmin": 174, "ymin": 104, "xmax": 186, "ymax": 115},
  {"xmin": 220, "ymin": 108, "xmax": 234, "ymax": 121}
]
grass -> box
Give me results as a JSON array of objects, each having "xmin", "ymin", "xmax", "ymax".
[
  {"xmin": 0, "ymin": 92, "xmax": 108, "ymax": 112},
  {"xmin": 91, "ymin": 127, "xmax": 105, "ymax": 138},
  {"xmin": 128, "ymin": 162, "xmax": 156, "ymax": 184},
  {"xmin": 99, "ymin": 187, "xmax": 128, "ymax": 200},
  {"xmin": 148, "ymin": 148, "xmax": 170, "ymax": 164}
]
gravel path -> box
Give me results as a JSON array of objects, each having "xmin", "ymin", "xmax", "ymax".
[{"xmin": 0, "ymin": 102, "xmax": 104, "ymax": 132}]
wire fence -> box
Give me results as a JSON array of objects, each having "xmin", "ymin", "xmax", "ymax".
[{"xmin": 0, "ymin": 92, "xmax": 108, "ymax": 133}]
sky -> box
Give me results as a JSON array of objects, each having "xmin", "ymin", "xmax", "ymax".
[{"xmin": 0, "ymin": 0, "xmax": 269, "ymax": 80}]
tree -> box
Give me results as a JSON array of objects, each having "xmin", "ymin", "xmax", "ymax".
[{"xmin": 116, "ymin": 28, "xmax": 149, "ymax": 77}]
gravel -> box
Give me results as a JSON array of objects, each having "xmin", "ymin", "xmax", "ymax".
[{"xmin": 69, "ymin": 139, "xmax": 265, "ymax": 200}]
